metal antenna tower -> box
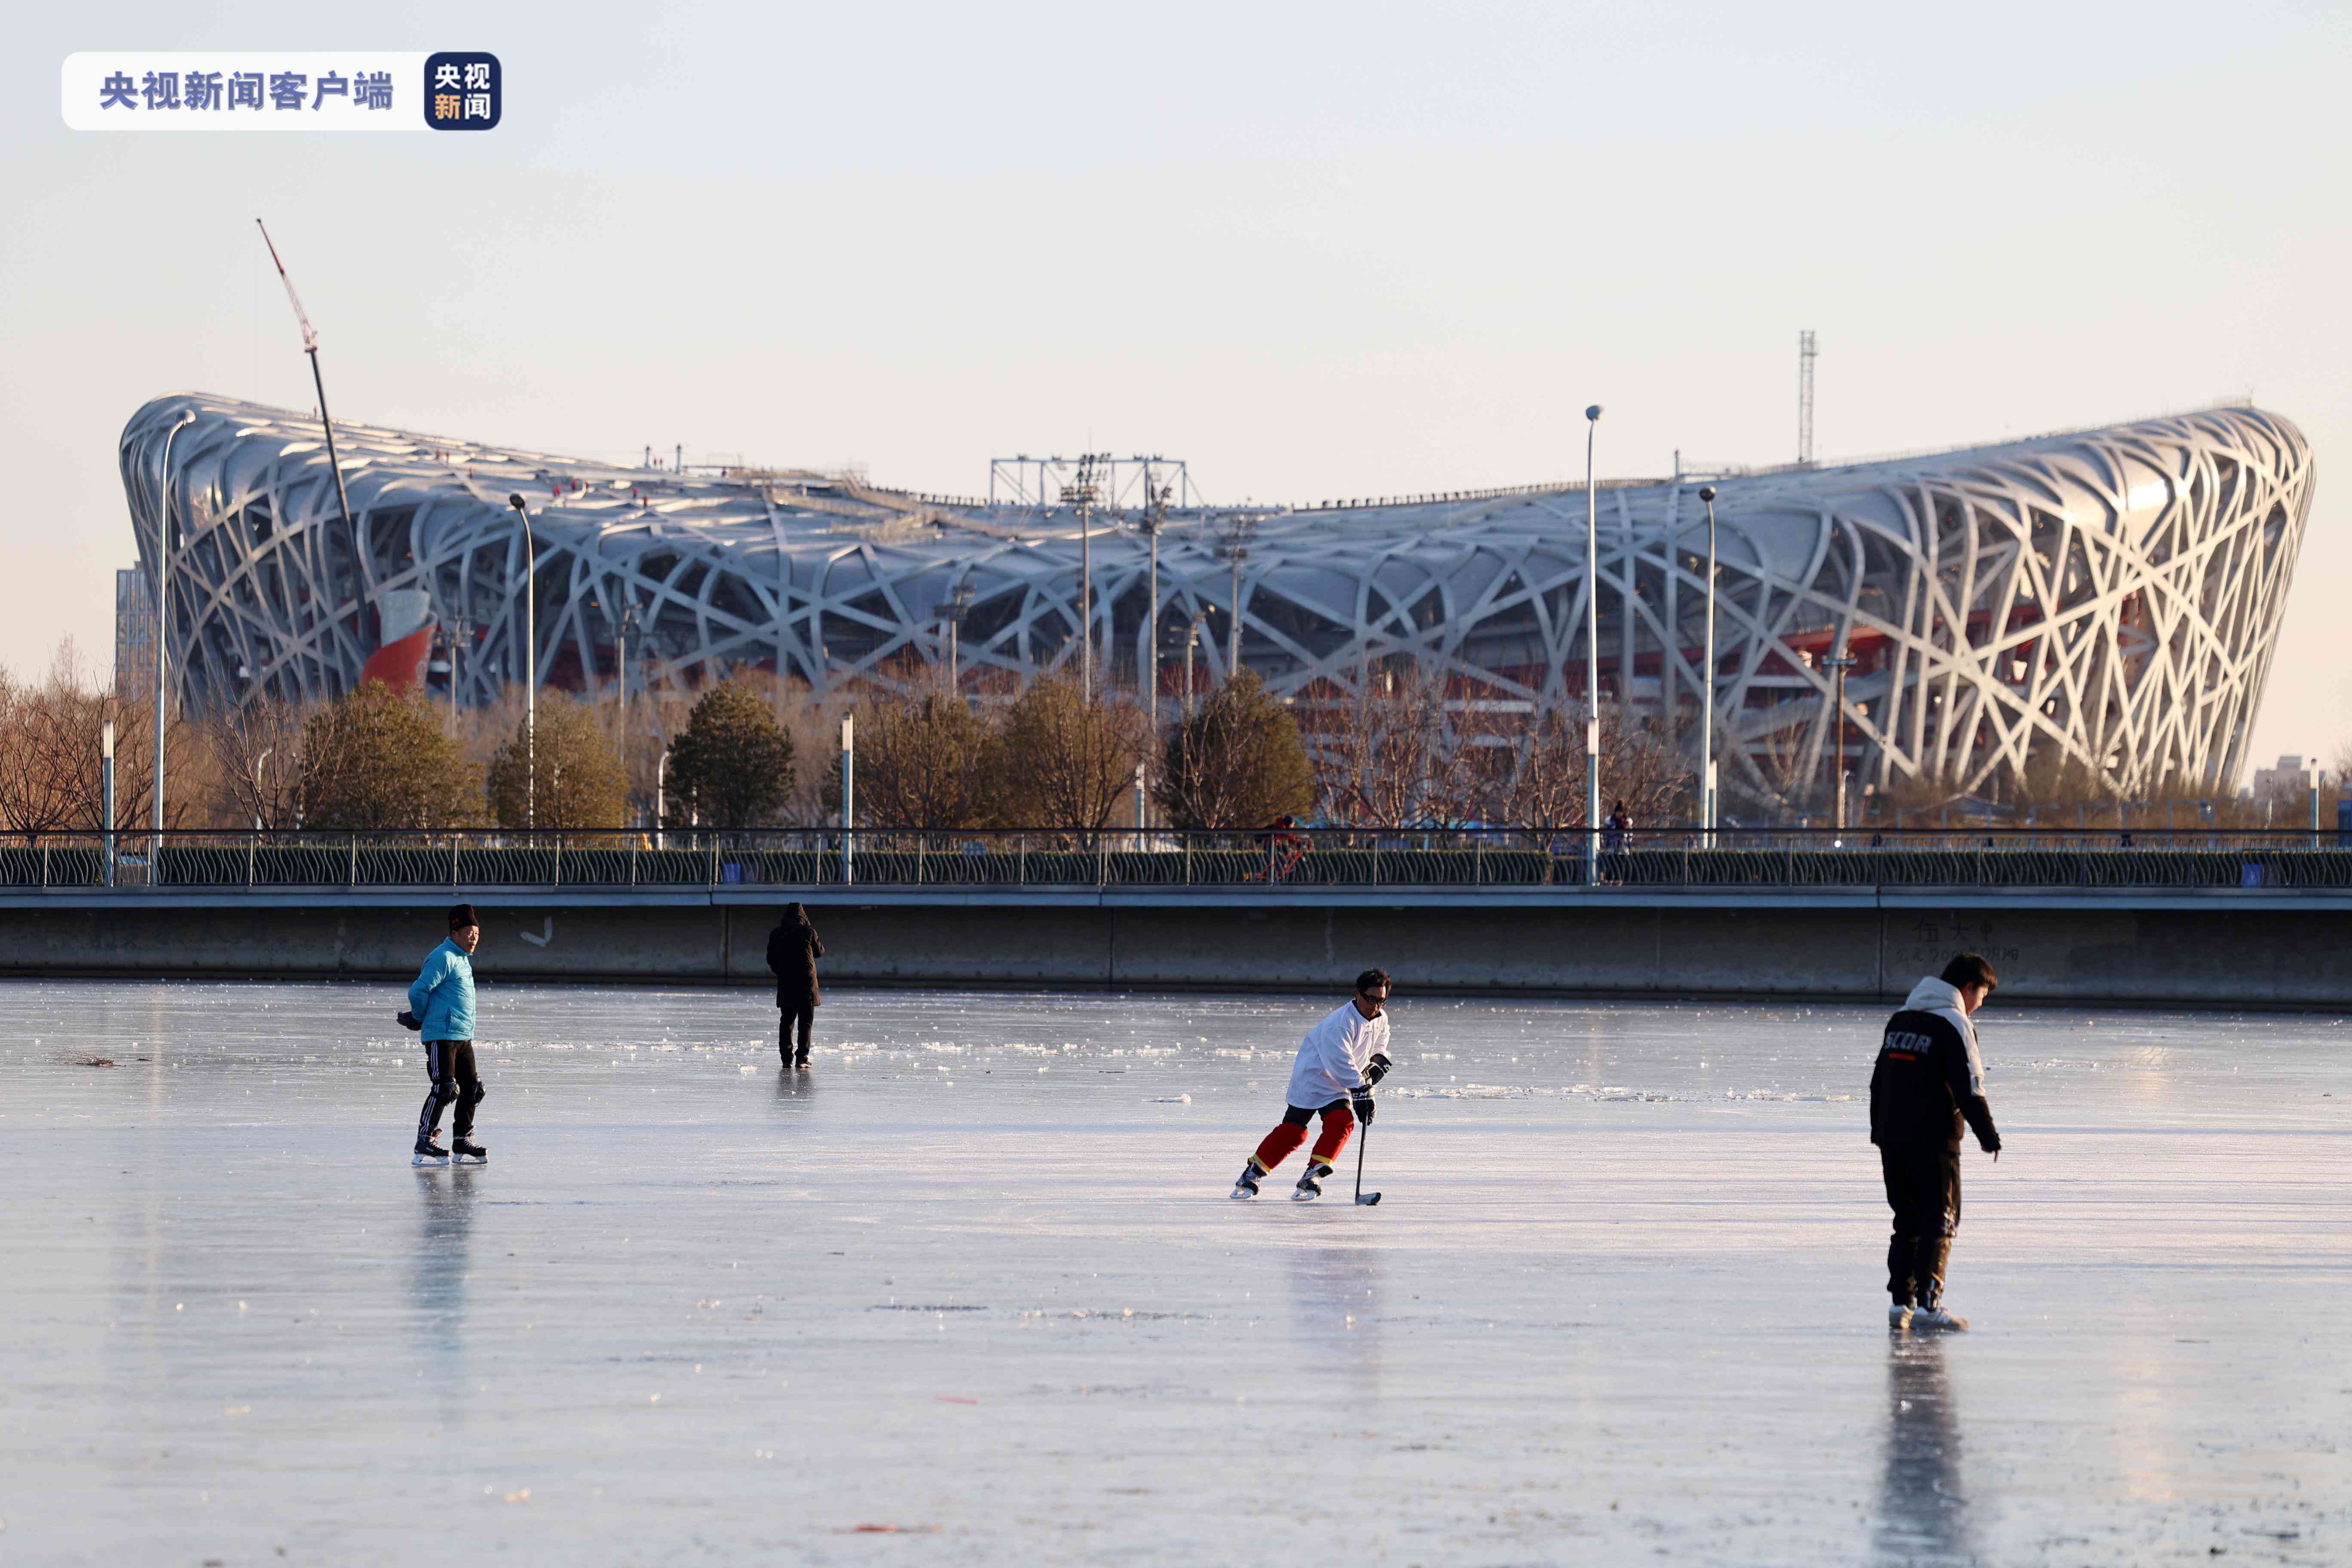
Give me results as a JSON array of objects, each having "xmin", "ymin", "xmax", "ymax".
[{"xmin": 1797, "ymin": 329, "xmax": 1817, "ymax": 467}]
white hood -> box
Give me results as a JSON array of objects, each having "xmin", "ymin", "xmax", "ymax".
[{"xmin": 1903, "ymin": 975, "xmax": 1986, "ymax": 1095}]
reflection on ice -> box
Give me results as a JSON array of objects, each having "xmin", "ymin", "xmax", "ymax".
[
  {"xmin": 1876, "ymin": 1335, "xmax": 1972, "ymax": 1564},
  {"xmin": 1281, "ymin": 1245, "xmax": 1384, "ymax": 1392}
]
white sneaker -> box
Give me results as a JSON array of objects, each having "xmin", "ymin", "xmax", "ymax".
[
  {"xmin": 1911, "ymin": 1304, "xmax": 1969, "ymax": 1331},
  {"xmin": 1887, "ymin": 1302, "xmax": 1913, "ymax": 1329}
]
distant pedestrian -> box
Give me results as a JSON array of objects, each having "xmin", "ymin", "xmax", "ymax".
[
  {"xmin": 1871, "ymin": 952, "xmax": 2003, "ymax": 1330},
  {"xmin": 766, "ymin": 902, "xmax": 826, "ymax": 1069},
  {"xmin": 1231, "ymin": 968, "xmax": 1395, "ymax": 1202},
  {"xmin": 1603, "ymin": 800, "xmax": 1631, "ymax": 851},
  {"xmin": 404, "ymin": 904, "xmax": 485, "ymax": 1167}
]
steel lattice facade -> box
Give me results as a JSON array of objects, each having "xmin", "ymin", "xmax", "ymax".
[{"xmin": 122, "ymin": 395, "xmax": 2313, "ymax": 806}]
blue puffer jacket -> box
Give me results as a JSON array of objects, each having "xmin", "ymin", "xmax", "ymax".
[{"xmin": 407, "ymin": 938, "xmax": 476, "ymax": 1042}]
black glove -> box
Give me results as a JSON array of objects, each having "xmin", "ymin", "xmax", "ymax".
[
  {"xmin": 395, "ymin": 1010, "xmax": 423, "ymax": 1032},
  {"xmin": 1351, "ymin": 1093, "xmax": 1375, "ymax": 1124},
  {"xmin": 1364, "ymin": 1053, "xmax": 1393, "ymax": 1087},
  {"xmin": 1980, "ymin": 1133, "xmax": 2001, "ymax": 1158}
]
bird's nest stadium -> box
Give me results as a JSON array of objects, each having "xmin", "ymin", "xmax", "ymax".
[{"xmin": 120, "ymin": 395, "xmax": 2312, "ymax": 810}]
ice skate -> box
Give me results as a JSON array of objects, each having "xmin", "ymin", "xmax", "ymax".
[
  {"xmin": 412, "ymin": 1137, "xmax": 449, "ymax": 1167},
  {"xmin": 1886, "ymin": 1302, "xmax": 1913, "ymax": 1330},
  {"xmin": 452, "ymin": 1137, "xmax": 488, "ymax": 1165},
  {"xmin": 1910, "ymin": 1303, "xmax": 1969, "ymax": 1332},
  {"xmin": 1230, "ymin": 1164, "xmax": 1262, "ymax": 1200},
  {"xmin": 1291, "ymin": 1162, "xmax": 1331, "ymax": 1202}
]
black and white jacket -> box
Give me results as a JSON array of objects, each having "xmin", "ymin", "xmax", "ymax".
[{"xmin": 1870, "ymin": 976, "xmax": 2001, "ymax": 1153}]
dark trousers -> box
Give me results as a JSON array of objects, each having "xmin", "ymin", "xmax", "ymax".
[
  {"xmin": 417, "ymin": 1041, "xmax": 483, "ymax": 1145},
  {"xmin": 778, "ymin": 1001, "xmax": 814, "ymax": 1063},
  {"xmin": 1880, "ymin": 1142, "xmax": 1961, "ymax": 1308}
]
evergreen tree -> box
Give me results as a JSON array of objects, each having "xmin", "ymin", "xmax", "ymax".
[{"xmin": 663, "ymin": 680, "xmax": 795, "ymax": 828}]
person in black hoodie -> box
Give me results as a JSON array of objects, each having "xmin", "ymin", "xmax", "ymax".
[
  {"xmin": 766, "ymin": 903, "xmax": 826, "ymax": 1069},
  {"xmin": 1871, "ymin": 952, "xmax": 2003, "ymax": 1331}
]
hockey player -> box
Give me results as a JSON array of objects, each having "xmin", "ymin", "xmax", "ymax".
[
  {"xmin": 1871, "ymin": 952, "xmax": 2003, "ymax": 1330},
  {"xmin": 406, "ymin": 904, "xmax": 486, "ymax": 1167},
  {"xmin": 1231, "ymin": 968, "xmax": 1395, "ymax": 1202}
]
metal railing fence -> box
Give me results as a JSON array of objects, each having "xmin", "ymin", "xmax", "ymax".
[{"xmin": 6, "ymin": 827, "xmax": 2349, "ymax": 892}]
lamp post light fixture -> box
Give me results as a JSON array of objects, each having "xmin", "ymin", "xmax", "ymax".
[
  {"xmin": 654, "ymin": 746, "xmax": 669, "ymax": 847},
  {"xmin": 1183, "ymin": 615, "xmax": 1205, "ymax": 719},
  {"xmin": 101, "ymin": 720, "xmax": 116, "ymax": 888},
  {"xmin": 1582, "ymin": 404, "xmax": 1602, "ymax": 886},
  {"xmin": 1068, "ymin": 456, "xmax": 1102, "ymax": 702},
  {"xmin": 1822, "ymin": 645, "xmax": 1858, "ymax": 833},
  {"xmin": 153, "ymin": 407, "xmax": 196, "ymax": 854},
  {"xmin": 1216, "ymin": 514, "xmax": 1257, "ymax": 679},
  {"xmin": 1696, "ymin": 486, "xmax": 1721, "ymax": 834},
  {"xmin": 937, "ymin": 579, "xmax": 973, "ymax": 695},
  {"xmin": 508, "ymin": 494, "xmax": 537, "ymax": 830},
  {"xmin": 840, "ymin": 714, "xmax": 855, "ymax": 885},
  {"xmin": 1139, "ymin": 472, "xmax": 1172, "ymax": 829}
]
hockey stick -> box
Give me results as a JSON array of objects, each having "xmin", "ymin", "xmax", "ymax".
[{"xmin": 1354, "ymin": 1102, "xmax": 1381, "ymax": 1206}]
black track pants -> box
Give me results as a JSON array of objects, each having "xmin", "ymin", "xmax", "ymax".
[
  {"xmin": 1880, "ymin": 1143, "xmax": 1961, "ymax": 1308},
  {"xmin": 417, "ymin": 1041, "xmax": 483, "ymax": 1144},
  {"xmin": 778, "ymin": 1002, "xmax": 814, "ymax": 1063}
]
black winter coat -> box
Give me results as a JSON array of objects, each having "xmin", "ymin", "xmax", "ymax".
[
  {"xmin": 766, "ymin": 921, "xmax": 826, "ymax": 1007},
  {"xmin": 1869, "ymin": 1008, "xmax": 2000, "ymax": 1152}
]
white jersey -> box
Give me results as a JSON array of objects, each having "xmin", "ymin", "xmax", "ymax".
[{"xmin": 1283, "ymin": 1000, "xmax": 1390, "ymax": 1109}]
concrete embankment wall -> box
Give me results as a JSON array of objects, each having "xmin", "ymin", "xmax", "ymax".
[{"xmin": 0, "ymin": 889, "xmax": 2347, "ymax": 1008}]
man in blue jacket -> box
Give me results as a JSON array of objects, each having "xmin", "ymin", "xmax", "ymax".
[{"xmin": 407, "ymin": 903, "xmax": 484, "ymax": 1167}]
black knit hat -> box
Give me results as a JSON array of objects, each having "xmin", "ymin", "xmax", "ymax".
[{"xmin": 449, "ymin": 903, "xmax": 479, "ymax": 930}]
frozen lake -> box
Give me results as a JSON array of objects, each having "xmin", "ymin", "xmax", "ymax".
[{"xmin": 2, "ymin": 978, "xmax": 2348, "ymax": 1565}]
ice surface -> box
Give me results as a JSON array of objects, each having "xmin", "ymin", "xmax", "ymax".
[{"xmin": 2, "ymin": 980, "xmax": 2349, "ymax": 1564}]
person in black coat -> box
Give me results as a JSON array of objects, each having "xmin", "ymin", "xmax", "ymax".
[
  {"xmin": 1870, "ymin": 952, "xmax": 2003, "ymax": 1332},
  {"xmin": 766, "ymin": 903, "xmax": 826, "ymax": 1068}
]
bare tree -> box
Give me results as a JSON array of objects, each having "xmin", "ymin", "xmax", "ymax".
[
  {"xmin": 836, "ymin": 687, "xmax": 996, "ymax": 829},
  {"xmin": 0, "ymin": 640, "xmax": 220, "ymax": 833},
  {"xmin": 989, "ymin": 675, "xmax": 1142, "ymax": 832},
  {"xmin": 210, "ymin": 696, "xmax": 315, "ymax": 829}
]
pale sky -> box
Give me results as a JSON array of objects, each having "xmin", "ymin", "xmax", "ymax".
[{"xmin": 5, "ymin": 1, "xmax": 2346, "ymax": 776}]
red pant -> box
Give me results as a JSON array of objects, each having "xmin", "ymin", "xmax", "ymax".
[{"xmin": 1250, "ymin": 1101, "xmax": 1355, "ymax": 1174}]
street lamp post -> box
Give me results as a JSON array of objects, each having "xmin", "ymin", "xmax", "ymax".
[
  {"xmin": 1183, "ymin": 616, "xmax": 1204, "ymax": 718},
  {"xmin": 101, "ymin": 720, "xmax": 116, "ymax": 888},
  {"xmin": 1696, "ymin": 486, "xmax": 1721, "ymax": 834},
  {"xmin": 840, "ymin": 715, "xmax": 855, "ymax": 886},
  {"xmin": 1069, "ymin": 456, "xmax": 1101, "ymax": 702},
  {"xmin": 1583, "ymin": 405, "xmax": 1602, "ymax": 886},
  {"xmin": 1140, "ymin": 474, "xmax": 1171, "ymax": 830},
  {"xmin": 152, "ymin": 408, "xmax": 196, "ymax": 854},
  {"xmin": 507, "ymin": 495, "xmax": 537, "ymax": 830},
  {"xmin": 655, "ymin": 747, "xmax": 669, "ymax": 846},
  {"xmin": 1216, "ymin": 515, "xmax": 1256, "ymax": 680},
  {"xmin": 1823, "ymin": 646, "xmax": 1858, "ymax": 833}
]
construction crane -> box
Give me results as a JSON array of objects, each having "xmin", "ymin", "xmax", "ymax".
[{"xmin": 256, "ymin": 219, "xmax": 361, "ymax": 608}]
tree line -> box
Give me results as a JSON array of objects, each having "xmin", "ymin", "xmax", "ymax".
[{"xmin": 14, "ymin": 637, "xmax": 2324, "ymax": 833}]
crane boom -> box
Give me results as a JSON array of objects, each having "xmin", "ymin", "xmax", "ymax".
[
  {"xmin": 252, "ymin": 217, "xmax": 362, "ymax": 623},
  {"xmin": 256, "ymin": 218, "xmax": 318, "ymax": 353}
]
